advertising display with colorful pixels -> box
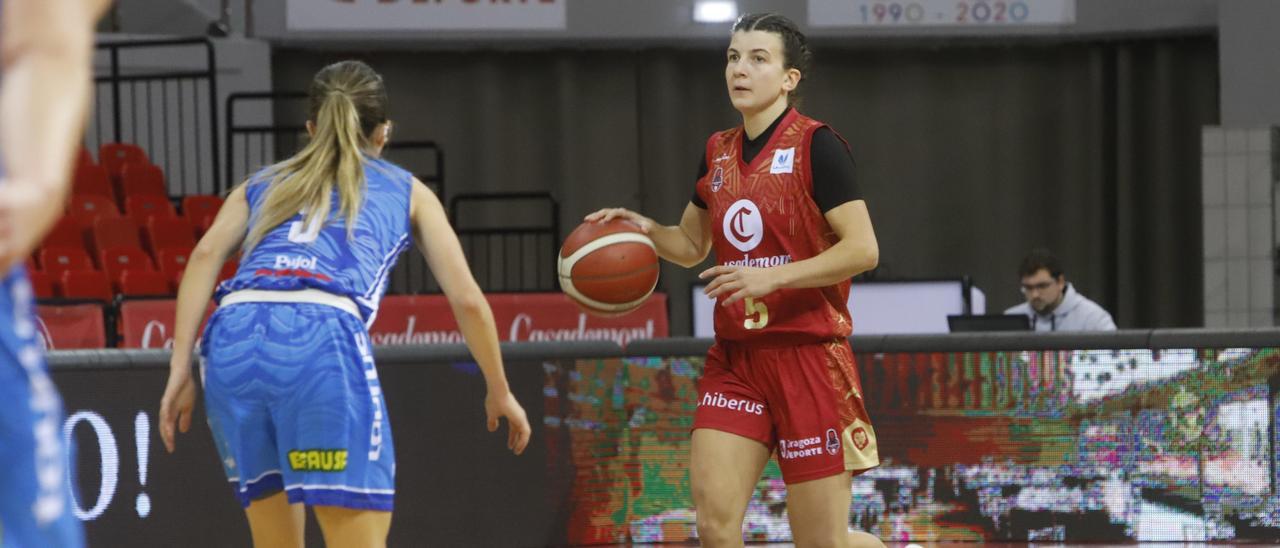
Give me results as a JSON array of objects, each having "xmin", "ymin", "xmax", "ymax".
[{"xmin": 543, "ymin": 347, "xmax": 1278, "ymax": 544}]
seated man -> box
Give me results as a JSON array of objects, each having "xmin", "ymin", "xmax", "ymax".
[{"xmin": 1004, "ymin": 249, "xmax": 1116, "ymax": 331}]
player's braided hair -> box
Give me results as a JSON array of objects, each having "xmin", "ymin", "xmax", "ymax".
[{"xmin": 732, "ymin": 12, "xmax": 812, "ymax": 104}]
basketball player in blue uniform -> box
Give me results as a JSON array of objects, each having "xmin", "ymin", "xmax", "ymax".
[
  {"xmin": 0, "ymin": 1, "xmax": 109, "ymax": 546},
  {"xmin": 158, "ymin": 60, "xmax": 532, "ymax": 546}
]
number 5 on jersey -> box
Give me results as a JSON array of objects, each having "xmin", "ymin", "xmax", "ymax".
[{"xmin": 744, "ymin": 297, "xmax": 769, "ymax": 330}]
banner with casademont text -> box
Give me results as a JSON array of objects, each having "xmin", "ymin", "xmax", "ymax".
[
  {"xmin": 35, "ymin": 303, "xmax": 107, "ymax": 350},
  {"xmin": 368, "ymin": 293, "xmax": 667, "ymax": 347},
  {"xmin": 117, "ymin": 293, "xmax": 667, "ymax": 349},
  {"xmin": 287, "ymin": 0, "xmax": 567, "ymax": 32},
  {"xmin": 117, "ymin": 300, "xmax": 218, "ymax": 349}
]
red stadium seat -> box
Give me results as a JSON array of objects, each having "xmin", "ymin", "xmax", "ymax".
[
  {"xmin": 68, "ymin": 194, "xmax": 121, "ymax": 229},
  {"xmin": 98, "ymin": 143, "xmax": 147, "ymax": 178},
  {"xmin": 194, "ymin": 213, "xmax": 216, "ymax": 236},
  {"xmin": 77, "ymin": 146, "xmax": 95, "ymax": 170},
  {"xmin": 73, "ymin": 164, "xmax": 114, "ymax": 201},
  {"xmin": 27, "ymin": 271, "xmax": 56, "ymax": 299},
  {"xmin": 60, "ymin": 270, "xmax": 112, "ymax": 302},
  {"xmin": 40, "ymin": 217, "xmax": 86, "ymax": 250},
  {"xmin": 38, "ymin": 246, "xmax": 94, "ymax": 274},
  {"xmin": 169, "ymin": 257, "xmax": 238, "ymax": 288},
  {"xmin": 182, "ymin": 195, "xmax": 224, "ymax": 221},
  {"xmin": 218, "ymin": 259, "xmax": 239, "ymax": 282},
  {"xmin": 99, "ymin": 246, "xmax": 156, "ymax": 283},
  {"xmin": 143, "ymin": 217, "xmax": 195, "ymax": 254},
  {"xmin": 155, "ymin": 246, "xmax": 192, "ymax": 288},
  {"xmin": 119, "ymin": 163, "xmax": 167, "ymax": 199},
  {"xmin": 124, "ymin": 195, "xmax": 177, "ymax": 225},
  {"xmin": 117, "ymin": 269, "xmax": 170, "ymax": 297},
  {"xmin": 90, "ymin": 217, "xmax": 141, "ymax": 258}
]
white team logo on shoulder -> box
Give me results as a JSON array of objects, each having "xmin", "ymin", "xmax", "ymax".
[
  {"xmin": 723, "ymin": 199, "xmax": 763, "ymax": 252},
  {"xmin": 770, "ymin": 147, "xmax": 795, "ymax": 174}
]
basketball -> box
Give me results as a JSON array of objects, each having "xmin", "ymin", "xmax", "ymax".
[{"xmin": 558, "ymin": 218, "xmax": 659, "ymax": 316}]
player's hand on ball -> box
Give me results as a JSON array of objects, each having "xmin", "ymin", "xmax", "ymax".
[
  {"xmin": 700, "ymin": 265, "xmax": 779, "ymax": 305},
  {"xmin": 159, "ymin": 362, "xmax": 197, "ymax": 454},
  {"xmin": 583, "ymin": 207, "xmax": 655, "ymax": 234},
  {"xmin": 485, "ymin": 390, "xmax": 531, "ymax": 455}
]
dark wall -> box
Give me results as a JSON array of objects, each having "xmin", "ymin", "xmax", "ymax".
[
  {"xmin": 1220, "ymin": 0, "xmax": 1280, "ymax": 126},
  {"xmin": 272, "ymin": 36, "xmax": 1218, "ymax": 332}
]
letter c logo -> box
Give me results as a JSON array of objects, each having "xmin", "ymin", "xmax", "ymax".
[{"xmin": 723, "ymin": 199, "xmax": 763, "ymax": 252}]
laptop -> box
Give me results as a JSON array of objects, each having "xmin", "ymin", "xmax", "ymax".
[{"xmin": 946, "ymin": 314, "xmax": 1031, "ymax": 333}]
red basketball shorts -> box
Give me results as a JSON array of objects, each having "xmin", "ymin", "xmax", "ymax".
[{"xmin": 693, "ymin": 339, "xmax": 879, "ymax": 484}]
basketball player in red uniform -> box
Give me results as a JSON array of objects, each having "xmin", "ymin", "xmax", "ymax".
[{"xmin": 587, "ymin": 12, "xmax": 883, "ymax": 548}]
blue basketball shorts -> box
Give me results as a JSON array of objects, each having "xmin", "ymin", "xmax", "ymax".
[
  {"xmin": 201, "ymin": 300, "xmax": 395, "ymax": 511},
  {"xmin": 0, "ymin": 269, "xmax": 84, "ymax": 547}
]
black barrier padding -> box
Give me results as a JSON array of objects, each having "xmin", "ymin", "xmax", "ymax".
[
  {"xmin": 865, "ymin": 330, "xmax": 1155, "ymax": 352},
  {"xmin": 53, "ymin": 365, "xmax": 251, "ymax": 546},
  {"xmin": 380, "ymin": 357, "xmax": 552, "ymax": 546},
  {"xmin": 47, "ymin": 349, "xmax": 170, "ymax": 370},
  {"xmin": 376, "ymin": 340, "xmax": 623, "ymax": 364},
  {"xmin": 623, "ymin": 337, "xmax": 713, "ymax": 357},
  {"xmin": 44, "ymin": 342, "xmax": 624, "ymax": 371},
  {"xmin": 53, "ymin": 356, "xmax": 554, "ymax": 547},
  {"xmin": 628, "ymin": 332, "xmax": 1159, "ymax": 356},
  {"xmin": 847, "ymin": 334, "xmax": 887, "ymax": 353},
  {"xmin": 45, "ymin": 329, "xmax": 1280, "ymax": 370},
  {"xmin": 1148, "ymin": 327, "xmax": 1280, "ymax": 349},
  {"xmin": 627, "ymin": 329, "xmax": 1280, "ymax": 356}
]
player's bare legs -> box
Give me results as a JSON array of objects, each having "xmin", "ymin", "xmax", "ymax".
[
  {"xmin": 313, "ymin": 506, "xmax": 392, "ymax": 547},
  {"xmin": 243, "ymin": 492, "xmax": 305, "ymax": 548},
  {"xmin": 690, "ymin": 428, "xmax": 771, "ymax": 547},
  {"xmin": 786, "ymin": 471, "xmax": 884, "ymax": 548}
]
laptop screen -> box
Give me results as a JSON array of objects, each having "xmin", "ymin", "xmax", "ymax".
[{"xmin": 947, "ymin": 314, "xmax": 1031, "ymax": 332}]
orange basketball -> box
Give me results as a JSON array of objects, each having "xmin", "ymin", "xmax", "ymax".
[{"xmin": 558, "ymin": 218, "xmax": 659, "ymax": 316}]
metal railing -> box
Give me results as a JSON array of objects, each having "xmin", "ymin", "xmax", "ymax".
[
  {"xmin": 448, "ymin": 192, "xmax": 561, "ymax": 293},
  {"xmin": 224, "ymin": 91, "xmax": 445, "ymax": 196},
  {"xmin": 226, "ymin": 93, "xmax": 561, "ymax": 293},
  {"xmin": 91, "ymin": 37, "xmax": 220, "ymax": 197}
]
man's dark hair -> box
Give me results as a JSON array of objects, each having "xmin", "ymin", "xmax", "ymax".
[{"xmin": 1018, "ymin": 248, "xmax": 1064, "ymax": 279}]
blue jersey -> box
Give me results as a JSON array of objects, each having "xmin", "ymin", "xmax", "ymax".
[
  {"xmin": 216, "ymin": 157, "xmax": 413, "ymax": 326},
  {"xmin": 0, "ymin": 8, "xmax": 85, "ymax": 538}
]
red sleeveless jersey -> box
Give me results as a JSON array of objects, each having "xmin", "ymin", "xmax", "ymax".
[{"xmin": 695, "ymin": 110, "xmax": 853, "ymax": 345}]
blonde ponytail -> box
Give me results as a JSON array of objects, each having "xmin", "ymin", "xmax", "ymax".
[{"xmin": 244, "ymin": 61, "xmax": 388, "ymax": 251}]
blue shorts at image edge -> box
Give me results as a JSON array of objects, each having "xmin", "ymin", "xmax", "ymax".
[{"xmin": 0, "ymin": 268, "xmax": 85, "ymax": 548}]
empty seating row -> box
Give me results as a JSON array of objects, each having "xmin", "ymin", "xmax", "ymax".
[
  {"xmin": 76, "ymin": 143, "xmax": 171, "ymax": 205},
  {"xmin": 67, "ymin": 192, "xmax": 222, "ymax": 229},
  {"xmin": 28, "ymin": 248, "xmax": 238, "ymax": 301},
  {"xmin": 32, "ymin": 142, "xmax": 236, "ymax": 301}
]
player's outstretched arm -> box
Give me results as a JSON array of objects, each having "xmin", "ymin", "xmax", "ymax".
[
  {"xmin": 160, "ymin": 185, "xmax": 249, "ymax": 454},
  {"xmin": 584, "ymin": 202, "xmax": 711, "ymax": 267},
  {"xmin": 409, "ymin": 178, "xmax": 530, "ymax": 455},
  {"xmin": 0, "ymin": 0, "xmax": 111, "ymax": 272},
  {"xmin": 702, "ymin": 200, "xmax": 878, "ymax": 305}
]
